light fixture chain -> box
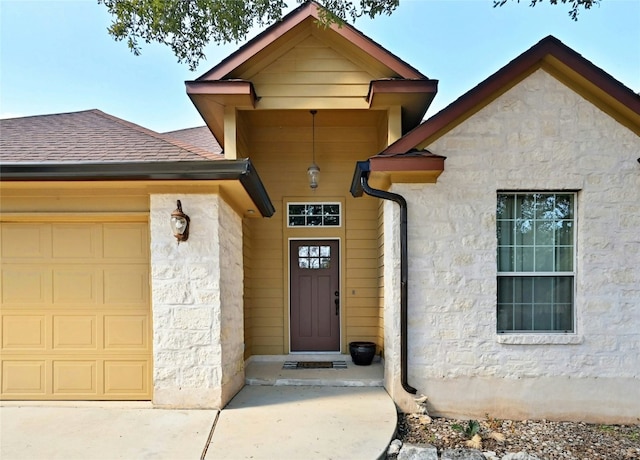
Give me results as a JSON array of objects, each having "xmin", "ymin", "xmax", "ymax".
[{"xmin": 311, "ymin": 109, "xmax": 317, "ymax": 164}]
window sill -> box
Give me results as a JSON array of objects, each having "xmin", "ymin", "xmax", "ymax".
[{"xmin": 497, "ymin": 334, "xmax": 583, "ymax": 345}]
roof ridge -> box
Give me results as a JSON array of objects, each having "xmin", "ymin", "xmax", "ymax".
[
  {"xmin": 90, "ymin": 110, "xmax": 222, "ymax": 160},
  {"xmin": 0, "ymin": 109, "xmax": 99, "ymax": 122},
  {"xmin": 164, "ymin": 126, "xmax": 208, "ymax": 134}
]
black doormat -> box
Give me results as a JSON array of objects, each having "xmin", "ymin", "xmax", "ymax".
[{"xmin": 283, "ymin": 361, "xmax": 347, "ymax": 369}]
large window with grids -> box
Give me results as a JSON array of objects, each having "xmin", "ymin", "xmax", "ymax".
[{"xmin": 497, "ymin": 192, "xmax": 575, "ymax": 333}]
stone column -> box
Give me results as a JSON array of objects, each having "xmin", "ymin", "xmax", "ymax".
[{"xmin": 149, "ymin": 194, "xmax": 244, "ymax": 408}]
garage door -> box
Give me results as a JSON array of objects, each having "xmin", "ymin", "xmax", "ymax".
[{"xmin": 0, "ymin": 220, "xmax": 151, "ymax": 400}]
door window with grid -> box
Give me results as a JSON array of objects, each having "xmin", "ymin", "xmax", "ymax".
[{"xmin": 497, "ymin": 193, "xmax": 575, "ymax": 332}]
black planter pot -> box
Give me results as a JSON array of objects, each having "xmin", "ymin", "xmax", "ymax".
[{"xmin": 349, "ymin": 341, "xmax": 376, "ymax": 366}]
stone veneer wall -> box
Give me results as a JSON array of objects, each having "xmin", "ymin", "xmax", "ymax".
[
  {"xmin": 386, "ymin": 69, "xmax": 640, "ymax": 423},
  {"xmin": 150, "ymin": 194, "xmax": 244, "ymax": 408},
  {"xmin": 218, "ymin": 196, "xmax": 245, "ymax": 405}
]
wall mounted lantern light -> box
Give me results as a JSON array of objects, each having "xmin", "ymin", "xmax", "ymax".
[
  {"xmin": 170, "ymin": 200, "xmax": 190, "ymax": 243},
  {"xmin": 307, "ymin": 110, "xmax": 320, "ymax": 190}
]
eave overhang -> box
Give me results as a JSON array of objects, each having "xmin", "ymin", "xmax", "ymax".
[
  {"xmin": 367, "ymin": 79, "xmax": 439, "ymax": 134},
  {"xmin": 0, "ymin": 159, "xmax": 275, "ymax": 218},
  {"xmin": 350, "ymin": 151, "xmax": 446, "ymax": 194},
  {"xmin": 185, "ymin": 80, "xmax": 258, "ymax": 146}
]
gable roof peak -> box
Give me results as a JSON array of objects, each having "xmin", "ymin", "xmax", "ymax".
[
  {"xmin": 195, "ymin": 0, "xmax": 425, "ymax": 81},
  {"xmin": 382, "ymin": 35, "xmax": 640, "ymax": 154}
]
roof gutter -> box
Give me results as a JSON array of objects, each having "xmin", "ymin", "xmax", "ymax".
[
  {"xmin": 0, "ymin": 159, "xmax": 275, "ymax": 218},
  {"xmin": 350, "ymin": 160, "xmax": 417, "ymax": 395}
]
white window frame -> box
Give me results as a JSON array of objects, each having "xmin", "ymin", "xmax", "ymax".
[
  {"xmin": 286, "ymin": 202, "xmax": 342, "ymax": 228},
  {"xmin": 496, "ymin": 192, "xmax": 577, "ymax": 334}
]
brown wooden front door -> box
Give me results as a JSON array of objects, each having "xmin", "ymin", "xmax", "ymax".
[{"xmin": 290, "ymin": 240, "xmax": 340, "ymax": 352}]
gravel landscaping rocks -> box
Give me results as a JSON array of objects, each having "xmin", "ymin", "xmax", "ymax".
[{"xmin": 391, "ymin": 414, "xmax": 640, "ymax": 459}]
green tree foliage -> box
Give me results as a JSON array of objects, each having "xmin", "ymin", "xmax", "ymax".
[
  {"xmin": 99, "ymin": 0, "xmax": 598, "ymax": 71},
  {"xmin": 97, "ymin": 0, "xmax": 399, "ymax": 70},
  {"xmin": 493, "ymin": 0, "xmax": 600, "ymax": 21}
]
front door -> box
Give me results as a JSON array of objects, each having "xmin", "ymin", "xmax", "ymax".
[{"xmin": 290, "ymin": 240, "xmax": 340, "ymax": 352}]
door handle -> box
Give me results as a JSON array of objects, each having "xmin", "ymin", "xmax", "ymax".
[{"xmin": 334, "ymin": 298, "xmax": 339, "ymax": 316}]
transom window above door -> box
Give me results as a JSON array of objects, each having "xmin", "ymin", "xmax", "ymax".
[
  {"xmin": 287, "ymin": 203, "xmax": 341, "ymax": 227},
  {"xmin": 298, "ymin": 245, "xmax": 331, "ymax": 269}
]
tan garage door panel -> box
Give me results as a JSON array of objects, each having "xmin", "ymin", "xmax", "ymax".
[{"xmin": 0, "ymin": 221, "xmax": 151, "ymax": 400}]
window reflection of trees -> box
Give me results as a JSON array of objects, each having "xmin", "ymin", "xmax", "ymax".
[
  {"xmin": 288, "ymin": 203, "xmax": 340, "ymax": 227},
  {"xmin": 497, "ymin": 193, "xmax": 575, "ymax": 332},
  {"xmin": 298, "ymin": 245, "xmax": 331, "ymax": 269},
  {"xmin": 497, "ymin": 193, "xmax": 574, "ymax": 273}
]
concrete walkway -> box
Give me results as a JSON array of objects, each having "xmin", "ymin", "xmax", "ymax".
[
  {"xmin": 206, "ymin": 386, "xmax": 397, "ymax": 460},
  {"xmin": 0, "ymin": 404, "xmax": 216, "ymax": 460},
  {"xmin": 1, "ymin": 386, "xmax": 397, "ymax": 460}
]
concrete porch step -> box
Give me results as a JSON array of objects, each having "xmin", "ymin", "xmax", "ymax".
[{"xmin": 245, "ymin": 354, "xmax": 384, "ymax": 387}]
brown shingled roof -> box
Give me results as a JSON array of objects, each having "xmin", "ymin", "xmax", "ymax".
[
  {"xmin": 0, "ymin": 109, "xmax": 224, "ymax": 163},
  {"xmin": 164, "ymin": 126, "xmax": 222, "ymax": 155}
]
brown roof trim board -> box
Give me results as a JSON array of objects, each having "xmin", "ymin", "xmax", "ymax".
[
  {"xmin": 0, "ymin": 159, "xmax": 275, "ymax": 217},
  {"xmin": 382, "ymin": 35, "xmax": 640, "ymax": 154},
  {"xmin": 185, "ymin": 80, "xmax": 257, "ymax": 100},
  {"xmin": 367, "ymin": 79, "xmax": 439, "ymax": 133},
  {"xmin": 194, "ymin": 1, "xmax": 426, "ymax": 81},
  {"xmin": 369, "ymin": 151, "xmax": 446, "ymax": 172},
  {"xmin": 367, "ymin": 79, "xmax": 439, "ymax": 101}
]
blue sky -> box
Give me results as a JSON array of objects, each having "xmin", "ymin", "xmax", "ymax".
[{"xmin": 1, "ymin": 0, "xmax": 638, "ymax": 133}]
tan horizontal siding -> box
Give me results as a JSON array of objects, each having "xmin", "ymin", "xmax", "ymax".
[
  {"xmin": 252, "ymin": 337, "xmax": 284, "ymax": 347},
  {"xmin": 251, "ymin": 317, "xmax": 283, "ymax": 328},
  {"xmin": 348, "ymin": 326, "xmax": 378, "ymax": 337},
  {"xmin": 347, "ymin": 258, "xmax": 379, "ymax": 269},
  {"xmin": 347, "ymin": 306, "xmax": 380, "ymax": 316},
  {"xmin": 256, "ymin": 84, "xmax": 370, "ymax": 98},
  {"xmin": 345, "ymin": 287, "xmax": 378, "ymax": 299},
  {"xmin": 347, "ymin": 317, "xmax": 379, "ymax": 328},
  {"xmin": 253, "ymin": 71, "xmax": 372, "ymax": 85},
  {"xmin": 251, "ymin": 287, "xmax": 284, "ymax": 298},
  {"xmin": 347, "ymin": 248, "xmax": 378, "ymax": 259},
  {"xmin": 243, "ymin": 110, "xmax": 383, "ymax": 354},
  {"xmin": 346, "ymin": 268, "xmax": 377, "ymax": 279},
  {"xmin": 249, "ymin": 34, "xmax": 376, "ymax": 109},
  {"xmin": 251, "ymin": 307, "xmax": 283, "ymax": 318},
  {"xmin": 346, "ymin": 278, "xmax": 377, "ymax": 289}
]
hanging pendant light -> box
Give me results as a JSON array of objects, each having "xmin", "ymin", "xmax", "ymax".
[{"xmin": 307, "ymin": 110, "xmax": 320, "ymax": 190}]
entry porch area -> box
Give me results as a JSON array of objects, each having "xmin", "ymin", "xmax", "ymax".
[{"xmin": 245, "ymin": 353, "xmax": 384, "ymax": 387}]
